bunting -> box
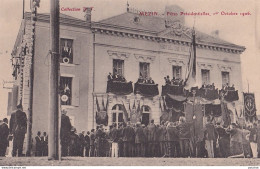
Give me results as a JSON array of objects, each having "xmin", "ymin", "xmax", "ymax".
[
  {"xmin": 130, "ymin": 100, "xmax": 138, "ymax": 123},
  {"xmin": 121, "ymin": 100, "xmax": 129, "ymax": 122}
]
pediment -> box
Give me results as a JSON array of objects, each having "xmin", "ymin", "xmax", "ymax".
[
  {"xmin": 157, "ymin": 20, "xmax": 193, "ymax": 41},
  {"xmin": 158, "ymin": 26, "xmax": 193, "ymax": 41}
]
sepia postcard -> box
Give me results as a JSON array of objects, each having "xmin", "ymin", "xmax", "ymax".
[{"xmin": 0, "ymin": 0, "xmax": 260, "ymax": 167}]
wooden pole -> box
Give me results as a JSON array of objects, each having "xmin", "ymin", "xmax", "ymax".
[{"xmin": 48, "ymin": 0, "xmax": 60, "ymax": 160}]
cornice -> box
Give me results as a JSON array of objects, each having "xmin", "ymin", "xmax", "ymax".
[
  {"xmin": 24, "ymin": 12, "xmax": 245, "ymax": 54},
  {"xmin": 92, "ymin": 24, "xmax": 246, "ymax": 54}
]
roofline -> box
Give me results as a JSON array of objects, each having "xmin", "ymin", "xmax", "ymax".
[
  {"xmin": 12, "ymin": 19, "xmax": 26, "ymax": 56},
  {"xmin": 24, "ymin": 12, "xmax": 90, "ymax": 29},
  {"xmin": 22, "ymin": 12, "xmax": 245, "ymax": 53},
  {"xmin": 92, "ymin": 22, "xmax": 246, "ymax": 53}
]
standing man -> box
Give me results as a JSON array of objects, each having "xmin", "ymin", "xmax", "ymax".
[
  {"xmin": 0, "ymin": 118, "xmax": 9, "ymax": 156},
  {"xmin": 122, "ymin": 122, "xmax": 135, "ymax": 157},
  {"xmin": 177, "ymin": 116, "xmax": 191, "ymax": 157},
  {"xmin": 41, "ymin": 132, "xmax": 48, "ymax": 156},
  {"xmin": 110, "ymin": 123, "xmax": 119, "ymax": 158},
  {"xmin": 35, "ymin": 131, "xmax": 42, "ymax": 156},
  {"xmin": 60, "ymin": 109, "xmax": 72, "ymax": 157},
  {"xmin": 10, "ymin": 104, "xmax": 27, "ymax": 157},
  {"xmin": 134, "ymin": 122, "xmax": 144, "ymax": 157},
  {"xmin": 84, "ymin": 131, "xmax": 90, "ymax": 157},
  {"xmin": 166, "ymin": 122, "xmax": 180, "ymax": 157},
  {"xmin": 89, "ymin": 129, "xmax": 95, "ymax": 157},
  {"xmin": 147, "ymin": 119, "xmax": 156, "ymax": 157},
  {"xmin": 204, "ymin": 117, "xmax": 217, "ymax": 158}
]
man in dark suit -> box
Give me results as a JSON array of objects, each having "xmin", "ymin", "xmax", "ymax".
[
  {"xmin": 60, "ymin": 109, "xmax": 72, "ymax": 157},
  {"xmin": 89, "ymin": 129, "xmax": 95, "ymax": 157},
  {"xmin": 35, "ymin": 131, "xmax": 42, "ymax": 156},
  {"xmin": 0, "ymin": 118, "xmax": 9, "ymax": 156},
  {"xmin": 147, "ymin": 119, "xmax": 156, "ymax": 157},
  {"xmin": 84, "ymin": 131, "xmax": 90, "ymax": 157},
  {"xmin": 134, "ymin": 122, "xmax": 145, "ymax": 157},
  {"xmin": 10, "ymin": 104, "xmax": 27, "ymax": 157},
  {"xmin": 41, "ymin": 132, "xmax": 48, "ymax": 156},
  {"xmin": 122, "ymin": 122, "xmax": 135, "ymax": 157}
]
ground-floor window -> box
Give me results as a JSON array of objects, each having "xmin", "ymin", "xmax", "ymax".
[{"xmin": 112, "ymin": 104, "xmax": 124, "ymax": 128}]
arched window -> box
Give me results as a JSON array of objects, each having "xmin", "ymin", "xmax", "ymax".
[
  {"xmin": 112, "ymin": 104, "xmax": 124, "ymax": 128},
  {"xmin": 141, "ymin": 105, "xmax": 150, "ymax": 126}
]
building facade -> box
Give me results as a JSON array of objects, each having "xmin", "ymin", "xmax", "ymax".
[{"xmin": 10, "ymin": 5, "xmax": 245, "ymax": 136}]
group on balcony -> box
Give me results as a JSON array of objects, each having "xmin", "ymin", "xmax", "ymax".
[
  {"xmin": 202, "ymin": 83, "xmax": 216, "ymax": 90},
  {"xmin": 136, "ymin": 76, "xmax": 155, "ymax": 84},
  {"xmin": 107, "ymin": 72, "xmax": 127, "ymax": 83},
  {"xmin": 164, "ymin": 75, "xmax": 184, "ymax": 86},
  {"xmin": 222, "ymin": 83, "xmax": 235, "ymax": 91}
]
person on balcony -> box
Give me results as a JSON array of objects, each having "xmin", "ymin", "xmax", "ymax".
[
  {"xmin": 137, "ymin": 76, "xmax": 144, "ymax": 84},
  {"xmin": 107, "ymin": 72, "xmax": 113, "ymax": 81},
  {"xmin": 148, "ymin": 77, "xmax": 155, "ymax": 84},
  {"xmin": 171, "ymin": 77, "xmax": 175, "ymax": 85}
]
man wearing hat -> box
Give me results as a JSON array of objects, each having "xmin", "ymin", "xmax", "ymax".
[
  {"xmin": 10, "ymin": 104, "xmax": 27, "ymax": 157},
  {"xmin": 60, "ymin": 109, "xmax": 72, "ymax": 157}
]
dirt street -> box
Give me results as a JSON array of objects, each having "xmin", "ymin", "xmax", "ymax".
[{"xmin": 0, "ymin": 157, "xmax": 260, "ymax": 166}]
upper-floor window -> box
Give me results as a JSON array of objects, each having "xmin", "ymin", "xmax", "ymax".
[
  {"xmin": 172, "ymin": 66, "xmax": 182, "ymax": 79},
  {"xmin": 139, "ymin": 62, "xmax": 150, "ymax": 79},
  {"xmin": 60, "ymin": 76, "xmax": 72, "ymax": 105},
  {"xmin": 201, "ymin": 69, "xmax": 210, "ymax": 85},
  {"xmin": 113, "ymin": 59, "xmax": 124, "ymax": 76},
  {"xmin": 222, "ymin": 71, "xmax": 230, "ymax": 87},
  {"xmin": 60, "ymin": 38, "xmax": 73, "ymax": 64}
]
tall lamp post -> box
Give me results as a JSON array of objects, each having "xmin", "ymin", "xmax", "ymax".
[{"xmin": 191, "ymin": 88, "xmax": 197, "ymax": 157}]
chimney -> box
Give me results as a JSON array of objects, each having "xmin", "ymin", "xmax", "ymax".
[
  {"xmin": 211, "ymin": 30, "xmax": 219, "ymax": 38},
  {"xmin": 84, "ymin": 7, "xmax": 92, "ymax": 24}
]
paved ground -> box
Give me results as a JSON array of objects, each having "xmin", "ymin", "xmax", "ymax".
[{"xmin": 0, "ymin": 157, "xmax": 260, "ymax": 166}]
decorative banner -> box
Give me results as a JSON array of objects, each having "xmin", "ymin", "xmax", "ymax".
[{"xmin": 243, "ymin": 93, "xmax": 257, "ymax": 122}]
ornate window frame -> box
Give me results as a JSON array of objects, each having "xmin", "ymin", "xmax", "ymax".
[
  {"xmin": 107, "ymin": 50, "xmax": 130, "ymax": 60},
  {"xmin": 167, "ymin": 58, "xmax": 186, "ymax": 66},
  {"xmin": 197, "ymin": 62, "xmax": 214, "ymax": 70},
  {"xmin": 217, "ymin": 64, "xmax": 232, "ymax": 72},
  {"xmin": 134, "ymin": 54, "xmax": 156, "ymax": 63}
]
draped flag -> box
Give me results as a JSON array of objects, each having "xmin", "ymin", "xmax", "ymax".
[
  {"xmin": 96, "ymin": 96, "xmax": 108, "ymax": 126},
  {"xmin": 184, "ymin": 29, "xmax": 197, "ymax": 90},
  {"xmin": 243, "ymin": 93, "xmax": 257, "ymax": 122},
  {"xmin": 160, "ymin": 97, "xmax": 170, "ymax": 123},
  {"xmin": 121, "ymin": 100, "xmax": 129, "ymax": 122}
]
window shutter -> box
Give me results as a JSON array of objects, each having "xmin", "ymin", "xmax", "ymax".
[
  {"xmin": 73, "ymin": 41, "xmax": 81, "ymax": 65},
  {"xmin": 72, "ymin": 77, "xmax": 80, "ymax": 106}
]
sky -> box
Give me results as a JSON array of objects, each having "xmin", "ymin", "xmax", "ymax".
[{"xmin": 0, "ymin": 0, "xmax": 259, "ymax": 119}]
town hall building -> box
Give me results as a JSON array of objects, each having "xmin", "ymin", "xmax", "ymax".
[{"xmin": 9, "ymin": 5, "xmax": 245, "ymax": 137}]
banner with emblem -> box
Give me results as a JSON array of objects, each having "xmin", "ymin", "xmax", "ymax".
[{"xmin": 243, "ymin": 93, "xmax": 257, "ymax": 122}]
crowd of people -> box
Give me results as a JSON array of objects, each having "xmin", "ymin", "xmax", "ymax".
[
  {"xmin": 60, "ymin": 108, "xmax": 260, "ymax": 158},
  {"xmin": 164, "ymin": 75, "xmax": 183, "ymax": 86},
  {"xmin": 1, "ymin": 104, "xmax": 260, "ymax": 159}
]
